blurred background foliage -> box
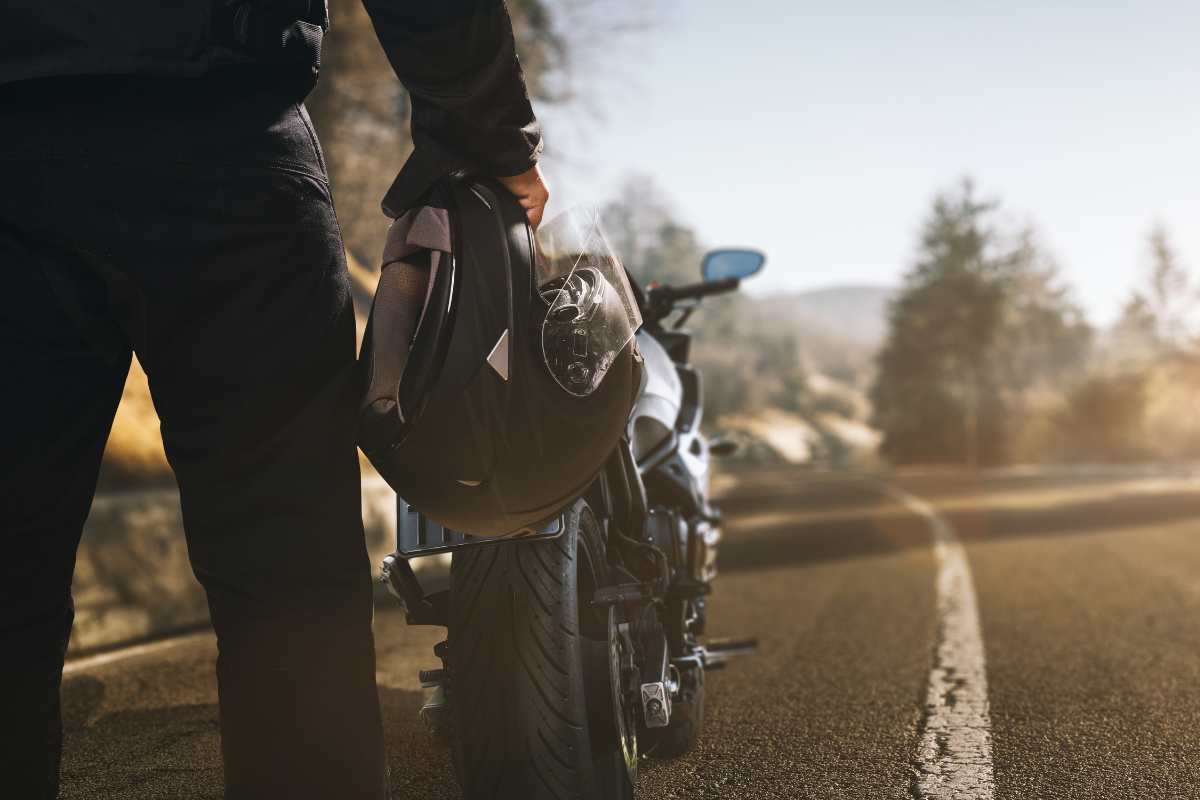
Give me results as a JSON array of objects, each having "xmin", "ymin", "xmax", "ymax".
[
  {"xmin": 305, "ymin": 0, "xmax": 563, "ymax": 267},
  {"xmin": 305, "ymin": 0, "xmax": 642, "ymax": 267},
  {"xmin": 873, "ymin": 182, "xmax": 1199, "ymax": 468},
  {"xmin": 99, "ymin": 1, "xmax": 1200, "ymax": 488}
]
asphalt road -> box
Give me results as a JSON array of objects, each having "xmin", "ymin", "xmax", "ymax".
[{"xmin": 57, "ymin": 464, "xmax": 1200, "ymax": 799}]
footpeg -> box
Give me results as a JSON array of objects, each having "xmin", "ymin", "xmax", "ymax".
[
  {"xmin": 702, "ymin": 637, "xmax": 758, "ymax": 668},
  {"xmin": 593, "ymin": 582, "xmax": 655, "ymax": 607},
  {"xmin": 673, "ymin": 637, "xmax": 758, "ymax": 671}
]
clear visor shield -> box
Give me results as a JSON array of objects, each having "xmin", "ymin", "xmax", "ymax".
[{"xmin": 535, "ymin": 206, "xmax": 642, "ymax": 397}]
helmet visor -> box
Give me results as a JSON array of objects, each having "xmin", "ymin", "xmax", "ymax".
[{"xmin": 535, "ymin": 206, "xmax": 642, "ymax": 397}]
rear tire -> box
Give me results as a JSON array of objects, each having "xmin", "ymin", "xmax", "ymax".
[{"xmin": 447, "ymin": 500, "xmax": 634, "ymax": 800}]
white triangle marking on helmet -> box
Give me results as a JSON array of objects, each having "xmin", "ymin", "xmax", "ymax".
[{"xmin": 486, "ymin": 329, "xmax": 510, "ymax": 381}]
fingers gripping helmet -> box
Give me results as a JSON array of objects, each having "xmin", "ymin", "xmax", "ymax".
[{"xmin": 358, "ymin": 175, "xmax": 643, "ymax": 537}]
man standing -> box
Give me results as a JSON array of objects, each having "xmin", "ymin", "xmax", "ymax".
[{"xmin": 0, "ymin": 2, "xmax": 549, "ymax": 798}]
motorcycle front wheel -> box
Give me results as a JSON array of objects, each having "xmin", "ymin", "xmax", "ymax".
[{"xmin": 447, "ymin": 499, "xmax": 634, "ymax": 800}]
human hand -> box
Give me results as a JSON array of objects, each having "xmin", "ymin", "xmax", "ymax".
[{"xmin": 497, "ymin": 164, "xmax": 550, "ymax": 228}]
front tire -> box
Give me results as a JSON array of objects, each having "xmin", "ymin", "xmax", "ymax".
[{"xmin": 447, "ymin": 500, "xmax": 634, "ymax": 800}]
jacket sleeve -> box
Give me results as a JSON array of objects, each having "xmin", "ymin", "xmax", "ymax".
[{"xmin": 359, "ymin": 0, "xmax": 543, "ymax": 177}]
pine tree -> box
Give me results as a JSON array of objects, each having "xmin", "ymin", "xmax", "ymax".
[{"xmin": 871, "ymin": 180, "xmax": 1090, "ymax": 466}]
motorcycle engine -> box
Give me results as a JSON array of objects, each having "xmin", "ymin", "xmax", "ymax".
[
  {"xmin": 689, "ymin": 519, "xmax": 721, "ymax": 583},
  {"xmin": 645, "ymin": 507, "xmax": 686, "ymax": 569},
  {"xmin": 646, "ymin": 506, "xmax": 719, "ymax": 584}
]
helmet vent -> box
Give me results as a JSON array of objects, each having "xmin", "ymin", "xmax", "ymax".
[{"xmin": 486, "ymin": 329, "xmax": 511, "ymax": 381}]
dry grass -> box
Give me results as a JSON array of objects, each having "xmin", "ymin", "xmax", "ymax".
[
  {"xmin": 1143, "ymin": 356, "xmax": 1200, "ymax": 459},
  {"xmin": 345, "ymin": 247, "xmax": 378, "ymax": 350},
  {"xmin": 100, "ymin": 356, "xmax": 171, "ymax": 489},
  {"xmin": 1005, "ymin": 354, "xmax": 1200, "ymax": 465}
]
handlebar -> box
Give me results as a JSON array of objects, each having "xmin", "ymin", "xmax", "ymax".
[
  {"xmin": 649, "ymin": 278, "xmax": 740, "ymax": 303},
  {"xmin": 643, "ymin": 277, "xmax": 744, "ymax": 323}
]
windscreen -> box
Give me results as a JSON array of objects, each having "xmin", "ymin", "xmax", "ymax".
[{"xmin": 535, "ymin": 206, "xmax": 642, "ymax": 397}]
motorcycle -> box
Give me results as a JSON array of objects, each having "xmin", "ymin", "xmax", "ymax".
[{"xmin": 379, "ymin": 246, "xmax": 765, "ymax": 799}]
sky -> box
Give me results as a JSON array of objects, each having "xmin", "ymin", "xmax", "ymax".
[{"xmin": 539, "ymin": 0, "xmax": 1199, "ymax": 325}]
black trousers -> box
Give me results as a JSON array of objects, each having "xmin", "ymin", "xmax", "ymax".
[{"xmin": 0, "ymin": 72, "xmax": 387, "ymax": 799}]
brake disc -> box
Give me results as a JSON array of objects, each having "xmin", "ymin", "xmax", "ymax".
[{"xmin": 608, "ymin": 607, "xmax": 639, "ymax": 780}]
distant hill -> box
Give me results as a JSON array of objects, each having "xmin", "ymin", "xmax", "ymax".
[
  {"xmin": 704, "ymin": 285, "xmax": 895, "ymax": 465},
  {"xmin": 738, "ymin": 284, "xmax": 894, "ymax": 387},
  {"xmin": 745, "ymin": 284, "xmax": 894, "ymax": 349}
]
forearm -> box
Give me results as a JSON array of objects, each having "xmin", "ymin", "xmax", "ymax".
[{"xmin": 360, "ymin": 0, "xmax": 543, "ymax": 176}]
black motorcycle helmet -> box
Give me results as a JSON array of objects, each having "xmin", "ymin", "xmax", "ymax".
[{"xmin": 358, "ymin": 168, "xmax": 643, "ymax": 537}]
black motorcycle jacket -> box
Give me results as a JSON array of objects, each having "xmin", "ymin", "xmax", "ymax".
[{"xmin": 0, "ymin": 0, "xmax": 542, "ymax": 178}]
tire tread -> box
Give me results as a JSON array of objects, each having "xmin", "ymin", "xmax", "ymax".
[{"xmin": 449, "ymin": 504, "xmax": 603, "ymax": 800}]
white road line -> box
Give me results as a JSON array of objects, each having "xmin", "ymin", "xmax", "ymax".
[
  {"xmin": 886, "ymin": 486, "xmax": 996, "ymax": 800},
  {"xmin": 62, "ymin": 632, "xmax": 210, "ymax": 676}
]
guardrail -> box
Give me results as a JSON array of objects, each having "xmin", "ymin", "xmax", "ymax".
[{"xmin": 70, "ymin": 477, "xmax": 402, "ymax": 655}]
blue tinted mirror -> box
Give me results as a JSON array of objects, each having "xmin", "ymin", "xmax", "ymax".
[{"xmin": 701, "ymin": 249, "xmax": 765, "ymax": 282}]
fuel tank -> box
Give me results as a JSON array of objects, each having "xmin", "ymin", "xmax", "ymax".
[{"xmin": 630, "ymin": 330, "xmax": 683, "ymax": 462}]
